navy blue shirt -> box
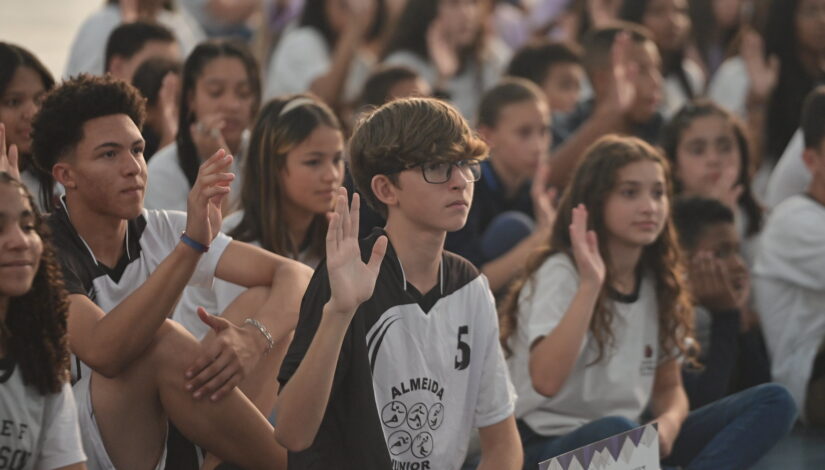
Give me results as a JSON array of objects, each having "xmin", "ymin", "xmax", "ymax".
[
  {"xmin": 445, "ymin": 160, "xmax": 533, "ymax": 267},
  {"xmin": 551, "ymin": 99, "xmax": 665, "ymax": 149}
]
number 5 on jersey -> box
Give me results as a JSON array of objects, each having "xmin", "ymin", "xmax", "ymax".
[{"xmin": 454, "ymin": 325, "xmax": 470, "ymax": 370}]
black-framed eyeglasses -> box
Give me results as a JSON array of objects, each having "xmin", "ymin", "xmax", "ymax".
[{"xmin": 395, "ymin": 159, "xmax": 482, "ymax": 184}]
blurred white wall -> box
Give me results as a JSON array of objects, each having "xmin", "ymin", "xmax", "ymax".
[{"xmin": 0, "ymin": 0, "xmax": 103, "ymax": 78}]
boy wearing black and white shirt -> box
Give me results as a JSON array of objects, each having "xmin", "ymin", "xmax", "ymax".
[
  {"xmin": 31, "ymin": 75, "xmax": 311, "ymax": 470},
  {"xmin": 275, "ymin": 98, "xmax": 521, "ymax": 470}
]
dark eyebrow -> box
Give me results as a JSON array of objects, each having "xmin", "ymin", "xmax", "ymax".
[{"xmin": 93, "ymin": 138, "xmax": 145, "ymax": 151}]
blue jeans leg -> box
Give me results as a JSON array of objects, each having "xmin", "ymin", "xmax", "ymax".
[
  {"xmin": 480, "ymin": 211, "xmax": 535, "ymax": 261},
  {"xmin": 663, "ymin": 383, "xmax": 798, "ymax": 470},
  {"xmin": 519, "ymin": 416, "xmax": 638, "ymax": 470}
]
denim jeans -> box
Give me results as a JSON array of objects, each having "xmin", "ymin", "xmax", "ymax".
[{"xmin": 517, "ymin": 383, "xmax": 797, "ymax": 470}]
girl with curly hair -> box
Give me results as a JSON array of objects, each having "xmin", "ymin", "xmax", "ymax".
[
  {"xmin": 0, "ymin": 167, "xmax": 87, "ymax": 469},
  {"xmin": 499, "ymin": 135, "xmax": 795, "ymax": 469}
]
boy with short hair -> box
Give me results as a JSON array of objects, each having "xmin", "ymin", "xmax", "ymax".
[
  {"xmin": 506, "ymin": 40, "xmax": 584, "ymax": 115},
  {"xmin": 275, "ymin": 97, "xmax": 521, "ymax": 469},
  {"xmin": 105, "ymin": 21, "xmax": 180, "ymax": 82},
  {"xmin": 672, "ymin": 196, "xmax": 773, "ymax": 408},
  {"xmin": 548, "ymin": 22, "xmax": 664, "ymax": 188},
  {"xmin": 31, "ymin": 74, "xmax": 310, "ymax": 470},
  {"xmin": 754, "ymin": 85, "xmax": 825, "ymax": 427}
]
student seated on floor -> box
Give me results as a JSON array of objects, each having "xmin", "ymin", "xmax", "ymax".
[
  {"xmin": 445, "ymin": 78, "xmax": 557, "ymax": 294},
  {"xmin": 30, "ymin": 74, "xmax": 312, "ymax": 470},
  {"xmin": 500, "ymin": 135, "xmax": 796, "ymax": 470},
  {"xmin": 754, "ymin": 85, "xmax": 825, "ymax": 428},
  {"xmin": 673, "ymin": 196, "xmax": 773, "ymax": 408},
  {"xmin": 274, "ymin": 98, "xmax": 522, "ymax": 470}
]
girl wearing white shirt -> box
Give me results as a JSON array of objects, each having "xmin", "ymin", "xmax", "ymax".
[
  {"xmin": 499, "ymin": 135, "xmax": 795, "ymax": 469},
  {"xmin": 0, "ymin": 170, "xmax": 86, "ymax": 470},
  {"xmin": 145, "ymin": 39, "xmax": 261, "ymax": 211}
]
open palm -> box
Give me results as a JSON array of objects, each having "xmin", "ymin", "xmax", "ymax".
[
  {"xmin": 326, "ymin": 189, "xmax": 387, "ymax": 316},
  {"xmin": 570, "ymin": 204, "xmax": 605, "ymax": 286}
]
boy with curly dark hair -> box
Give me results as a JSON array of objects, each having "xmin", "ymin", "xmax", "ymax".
[{"xmin": 32, "ymin": 74, "xmax": 311, "ymax": 470}]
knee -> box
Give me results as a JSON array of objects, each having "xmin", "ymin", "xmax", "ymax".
[
  {"xmin": 595, "ymin": 416, "xmax": 638, "ymax": 436},
  {"xmin": 481, "ymin": 211, "xmax": 535, "ymax": 260},
  {"xmin": 751, "ymin": 383, "xmax": 798, "ymax": 429}
]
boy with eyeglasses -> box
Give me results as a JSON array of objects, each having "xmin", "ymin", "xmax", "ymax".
[{"xmin": 274, "ymin": 98, "xmax": 522, "ymax": 470}]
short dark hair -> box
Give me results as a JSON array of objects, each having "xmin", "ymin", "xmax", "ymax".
[
  {"xmin": 359, "ymin": 65, "xmax": 421, "ymax": 108},
  {"xmin": 672, "ymin": 196, "xmax": 735, "ymax": 252},
  {"xmin": 477, "ymin": 77, "xmax": 546, "ymax": 128},
  {"xmin": 801, "ymin": 86, "xmax": 825, "ymax": 150},
  {"xmin": 31, "ymin": 75, "xmax": 146, "ymax": 211},
  {"xmin": 104, "ymin": 21, "xmax": 175, "ymax": 73},
  {"xmin": 349, "ymin": 98, "xmax": 487, "ymax": 217},
  {"xmin": 131, "ymin": 56, "xmax": 181, "ymax": 107},
  {"xmin": 582, "ymin": 22, "xmax": 653, "ymax": 74},
  {"xmin": 507, "ymin": 40, "xmax": 582, "ymax": 87}
]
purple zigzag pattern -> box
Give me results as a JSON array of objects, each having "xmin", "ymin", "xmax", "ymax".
[{"xmin": 539, "ymin": 424, "xmax": 656, "ymax": 470}]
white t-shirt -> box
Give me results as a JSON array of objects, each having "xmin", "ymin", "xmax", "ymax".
[
  {"xmin": 765, "ymin": 129, "xmax": 810, "ymax": 209},
  {"xmin": 707, "ymin": 56, "xmax": 748, "ymax": 118},
  {"xmin": 0, "ymin": 359, "xmax": 86, "ymax": 470},
  {"xmin": 173, "ymin": 210, "xmax": 321, "ymax": 339},
  {"xmin": 384, "ymin": 41, "xmax": 511, "ymax": 120},
  {"xmin": 264, "ymin": 26, "xmax": 373, "ymax": 103},
  {"xmin": 753, "ymin": 195, "xmax": 825, "ymax": 419},
  {"xmin": 662, "ymin": 59, "xmax": 706, "ymax": 118},
  {"xmin": 64, "ymin": 4, "xmax": 205, "ymax": 78},
  {"xmin": 144, "ymin": 135, "xmax": 247, "ymax": 212},
  {"xmin": 507, "ymin": 253, "xmax": 660, "ymax": 436}
]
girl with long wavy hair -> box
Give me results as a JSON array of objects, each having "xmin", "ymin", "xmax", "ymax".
[
  {"xmin": 0, "ymin": 168, "xmax": 86, "ymax": 469},
  {"xmin": 499, "ymin": 135, "xmax": 795, "ymax": 470}
]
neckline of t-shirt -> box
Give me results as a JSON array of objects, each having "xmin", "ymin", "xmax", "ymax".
[
  {"xmin": 607, "ymin": 270, "xmax": 643, "ymax": 304},
  {"xmin": 0, "ymin": 356, "xmax": 15, "ymax": 383}
]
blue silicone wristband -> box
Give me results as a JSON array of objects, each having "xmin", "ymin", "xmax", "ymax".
[{"xmin": 180, "ymin": 232, "xmax": 209, "ymax": 253}]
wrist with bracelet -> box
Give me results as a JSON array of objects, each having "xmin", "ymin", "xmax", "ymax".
[
  {"xmin": 244, "ymin": 318, "xmax": 274, "ymax": 355},
  {"xmin": 180, "ymin": 231, "xmax": 209, "ymax": 253}
]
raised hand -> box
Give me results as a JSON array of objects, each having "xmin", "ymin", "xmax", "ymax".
[
  {"xmin": 598, "ymin": 32, "xmax": 638, "ymax": 119},
  {"xmin": 190, "ymin": 113, "xmax": 229, "ymax": 163},
  {"xmin": 325, "ymin": 188, "xmax": 387, "ymax": 316},
  {"xmin": 688, "ymin": 251, "xmax": 740, "ymax": 312},
  {"xmin": 742, "ymin": 29, "xmax": 779, "ymax": 105},
  {"xmin": 345, "ymin": 0, "xmax": 377, "ymax": 36},
  {"xmin": 157, "ymin": 72, "xmax": 180, "ymax": 146},
  {"xmin": 185, "ymin": 149, "xmax": 234, "ymax": 249},
  {"xmin": 427, "ymin": 16, "xmax": 460, "ymax": 84},
  {"xmin": 570, "ymin": 204, "xmax": 605, "ymax": 287},
  {"xmin": 0, "ymin": 123, "xmax": 20, "ymax": 181},
  {"xmin": 708, "ymin": 163, "xmax": 742, "ymax": 211},
  {"xmin": 531, "ymin": 161, "xmax": 558, "ymax": 236},
  {"xmin": 587, "ymin": 0, "xmax": 620, "ymax": 29}
]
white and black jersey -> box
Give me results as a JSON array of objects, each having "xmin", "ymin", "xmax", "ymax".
[
  {"xmin": 47, "ymin": 199, "xmax": 232, "ymax": 381},
  {"xmin": 0, "ymin": 358, "xmax": 86, "ymax": 470},
  {"xmin": 279, "ymin": 230, "xmax": 516, "ymax": 470}
]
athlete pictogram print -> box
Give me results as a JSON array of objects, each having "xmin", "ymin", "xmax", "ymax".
[
  {"xmin": 388, "ymin": 430, "xmax": 412, "ymax": 456},
  {"xmin": 427, "ymin": 403, "xmax": 444, "ymax": 430},
  {"xmin": 411, "ymin": 432, "xmax": 434, "ymax": 458},
  {"xmin": 382, "ymin": 401, "xmax": 408, "ymax": 428},
  {"xmin": 407, "ymin": 403, "xmax": 428, "ymax": 430}
]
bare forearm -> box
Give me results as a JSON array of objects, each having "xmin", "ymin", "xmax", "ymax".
[
  {"xmin": 89, "ymin": 243, "xmax": 201, "ymax": 372},
  {"xmin": 207, "ymin": 0, "xmax": 260, "ymax": 24},
  {"xmin": 477, "ymin": 416, "xmax": 522, "ymax": 470},
  {"xmin": 549, "ymin": 111, "xmax": 627, "ymax": 188},
  {"xmin": 309, "ymin": 28, "xmax": 362, "ymax": 106},
  {"xmin": 529, "ymin": 282, "xmax": 600, "ymax": 396},
  {"xmin": 652, "ymin": 384, "xmax": 689, "ymax": 424},
  {"xmin": 274, "ymin": 306, "xmax": 352, "ymax": 451},
  {"xmin": 252, "ymin": 262, "xmax": 313, "ymax": 347}
]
